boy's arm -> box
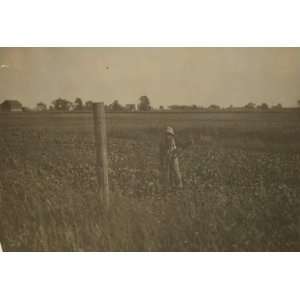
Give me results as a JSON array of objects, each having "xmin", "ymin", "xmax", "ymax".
[{"xmin": 167, "ymin": 136, "xmax": 177, "ymax": 158}]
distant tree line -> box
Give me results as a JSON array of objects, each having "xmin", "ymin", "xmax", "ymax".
[
  {"xmin": 5, "ymin": 95, "xmax": 299, "ymax": 112},
  {"xmin": 34, "ymin": 95, "xmax": 153, "ymax": 112},
  {"xmin": 167, "ymin": 102, "xmax": 284, "ymax": 111}
]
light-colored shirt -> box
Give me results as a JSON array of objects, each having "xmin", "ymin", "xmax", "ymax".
[{"xmin": 160, "ymin": 134, "xmax": 177, "ymax": 164}]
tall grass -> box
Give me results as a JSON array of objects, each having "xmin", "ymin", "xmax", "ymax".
[{"xmin": 0, "ymin": 113, "xmax": 299, "ymax": 251}]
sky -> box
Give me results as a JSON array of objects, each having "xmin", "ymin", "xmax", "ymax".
[{"xmin": 0, "ymin": 47, "xmax": 300, "ymax": 108}]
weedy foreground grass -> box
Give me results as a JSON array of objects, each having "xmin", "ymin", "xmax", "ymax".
[{"xmin": 0, "ymin": 112, "xmax": 299, "ymax": 251}]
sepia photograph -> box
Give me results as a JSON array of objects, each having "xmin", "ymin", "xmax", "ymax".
[{"xmin": 0, "ymin": 47, "xmax": 299, "ymax": 252}]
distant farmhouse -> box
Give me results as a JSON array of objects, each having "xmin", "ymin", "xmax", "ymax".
[
  {"xmin": 1, "ymin": 100, "xmax": 23, "ymax": 112},
  {"xmin": 125, "ymin": 104, "xmax": 136, "ymax": 112}
]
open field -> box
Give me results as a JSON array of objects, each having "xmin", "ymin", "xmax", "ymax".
[{"xmin": 0, "ymin": 112, "xmax": 300, "ymax": 251}]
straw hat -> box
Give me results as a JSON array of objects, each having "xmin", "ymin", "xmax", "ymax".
[{"xmin": 166, "ymin": 126, "xmax": 175, "ymax": 136}]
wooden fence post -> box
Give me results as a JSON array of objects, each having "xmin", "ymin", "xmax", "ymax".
[{"xmin": 93, "ymin": 102, "xmax": 109, "ymax": 209}]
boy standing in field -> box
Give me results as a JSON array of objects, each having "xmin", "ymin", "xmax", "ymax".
[{"xmin": 160, "ymin": 126, "xmax": 183, "ymax": 189}]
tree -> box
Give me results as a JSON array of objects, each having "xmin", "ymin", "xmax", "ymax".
[
  {"xmin": 85, "ymin": 100, "xmax": 93, "ymax": 110},
  {"xmin": 208, "ymin": 104, "xmax": 220, "ymax": 110},
  {"xmin": 159, "ymin": 105, "xmax": 164, "ymax": 110},
  {"xmin": 168, "ymin": 105, "xmax": 191, "ymax": 110},
  {"xmin": 110, "ymin": 100, "xmax": 123, "ymax": 112},
  {"xmin": 138, "ymin": 95, "xmax": 151, "ymax": 111},
  {"xmin": 36, "ymin": 102, "xmax": 47, "ymax": 111},
  {"xmin": 74, "ymin": 97, "xmax": 83, "ymax": 111},
  {"xmin": 272, "ymin": 103, "xmax": 283, "ymax": 110},
  {"xmin": 244, "ymin": 102, "xmax": 256, "ymax": 110},
  {"xmin": 298, "ymin": 100, "xmax": 300, "ymax": 108},
  {"xmin": 52, "ymin": 98, "xmax": 73, "ymax": 111},
  {"xmin": 257, "ymin": 102, "xmax": 269, "ymax": 110}
]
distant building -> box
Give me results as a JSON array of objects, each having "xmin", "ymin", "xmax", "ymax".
[
  {"xmin": 1, "ymin": 100, "xmax": 23, "ymax": 112},
  {"xmin": 125, "ymin": 104, "xmax": 136, "ymax": 112}
]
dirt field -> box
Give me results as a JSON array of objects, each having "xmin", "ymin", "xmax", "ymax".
[{"xmin": 0, "ymin": 112, "xmax": 299, "ymax": 251}]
